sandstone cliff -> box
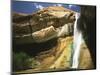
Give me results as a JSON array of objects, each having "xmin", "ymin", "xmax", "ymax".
[
  {"xmin": 13, "ymin": 6, "xmax": 75, "ymax": 44},
  {"xmin": 13, "ymin": 6, "xmax": 93, "ymax": 73}
]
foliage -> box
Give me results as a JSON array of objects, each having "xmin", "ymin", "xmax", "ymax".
[{"xmin": 13, "ymin": 52, "xmax": 33, "ymax": 71}]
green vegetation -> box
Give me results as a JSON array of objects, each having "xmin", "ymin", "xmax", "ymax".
[{"xmin": 13, "ymin": 52, "xmax": 38, "ymax": 71}]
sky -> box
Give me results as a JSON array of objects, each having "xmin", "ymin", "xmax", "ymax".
[{"xmin": 12, "ymin": 1, "xmax": 80, "ymax": 14}]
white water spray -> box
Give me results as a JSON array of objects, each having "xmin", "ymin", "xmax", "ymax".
[{"xmin": 71, "ymin": 13, "xmax": 83, "ymax": 68}]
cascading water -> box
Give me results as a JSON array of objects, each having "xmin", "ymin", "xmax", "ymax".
[{"xmin": 71, "ymin": 13, "xmax": 83, "ymax": 68}]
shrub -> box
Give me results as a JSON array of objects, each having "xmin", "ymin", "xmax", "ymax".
[
  {"xmin": 13, "ymin": 52, "xmax": 39, "ymax": 71},
  {"xmin": 13, "ymin": 52, "xmax": 31, "ymax": 71}
]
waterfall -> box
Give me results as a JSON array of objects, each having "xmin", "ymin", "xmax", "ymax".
[{"xmin": 71, "ymin": 13, "xmax": 83, "ymax": 68}]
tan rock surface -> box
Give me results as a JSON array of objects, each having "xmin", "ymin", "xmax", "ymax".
[{"xmin": 16, "ymin": 36, "xmax": 93, "ymax": 74}]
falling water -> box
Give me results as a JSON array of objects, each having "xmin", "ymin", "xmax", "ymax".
[{"xmin": 71, "ymin": 13, "xmax": 83, "ymax": 68}]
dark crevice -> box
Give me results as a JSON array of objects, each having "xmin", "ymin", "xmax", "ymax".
[{"xmin": 13, "ymin": 38, "xmax": 58, "ymax": 56}]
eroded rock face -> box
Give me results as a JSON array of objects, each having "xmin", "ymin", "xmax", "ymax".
[
  {"xmin": 30, "ymin": 6, "xmax": 75, "ymax": 31},
  {"xmin": 13, "ymin": 6, "xmax": 94, "ymax": 73},
  {"xmin": 13, "ymin": 6, "xmax": 76, "ymax": 44}
]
